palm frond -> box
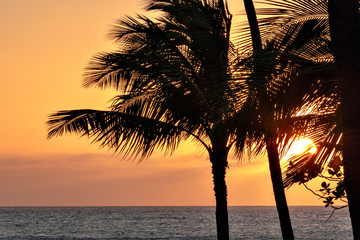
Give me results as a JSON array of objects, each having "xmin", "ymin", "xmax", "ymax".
[
  {"xmin": 48, "ymin": 109, "xmax": 186, "ymax": 159},
  {"xmin": 236, "ymin": 0, "xmax": 332, "ymax": 62}
]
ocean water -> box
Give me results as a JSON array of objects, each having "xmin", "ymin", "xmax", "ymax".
[{"xmin": 0, "ymin": 206, "xmax": 352, "ymax": 240}]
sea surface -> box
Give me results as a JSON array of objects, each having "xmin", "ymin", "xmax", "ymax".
[{"xmin": 0, "ymin": 206, "xmax": 352, "ymax": 240}]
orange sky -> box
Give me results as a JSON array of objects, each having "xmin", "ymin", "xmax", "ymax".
[{"xmin": 0, "ymin": 0, "xmax": 324, "ymax": 206}]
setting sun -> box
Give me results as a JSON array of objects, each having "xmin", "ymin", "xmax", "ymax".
[{"xmin": 284, "ymin": 138, "xmax": 317, "ymax": 160}]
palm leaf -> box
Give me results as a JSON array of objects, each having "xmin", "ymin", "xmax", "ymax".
[{"xmin": 48, "ymin": 109, "xmax": 186, "ymax": 159}]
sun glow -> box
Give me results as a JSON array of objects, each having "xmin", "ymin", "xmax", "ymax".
[{"xmin": 284, "ymin": 138, "xmax": 317, "ymax": 160}]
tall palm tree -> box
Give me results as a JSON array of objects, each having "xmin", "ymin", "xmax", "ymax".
[
  {"xmin": 47, "ymin": 0, "xmax": 243, "ymax": 239},
  {"xmin": 252, "ymin": 1, "xmax": 360, "ymax": 238},
  {"xmin": 239, "ymin": 1, "xmax": 340, "ymax": 239},
  {"xmin": 328, "ymin": 0, "xmax": 360, "ymax": 238},
  {"xmin": 242, "ymin": 1, "xmax": 293, "ymax": 237}
]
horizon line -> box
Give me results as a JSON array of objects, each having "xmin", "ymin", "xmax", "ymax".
[{"xmin": 0, "ymin": 205, "xmax": 330, "ymax": 208}]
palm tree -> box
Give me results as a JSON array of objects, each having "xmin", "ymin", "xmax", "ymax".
[
  {"xmin": 252, "ymin": 1, "xmax": 360, "ymax": 238},
  {"xmin": 252, "ymin": 0, "xmax": 360, "ymax": 239},
  {"xmin": 328, "ymin": 0, "xmax": 360, "ymax": 238},
  {"xmin": 47, "ymin": 0, "xmax": 243, "ymax": 239},
  {"xmin": 239, "ymin": 1, "xmax": 340, "ymax": 239},
  {"xmin": 242, "ymin": 1, "xmax": 294, "ymax": 237}
]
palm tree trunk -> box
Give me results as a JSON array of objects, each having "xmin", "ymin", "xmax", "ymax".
[
  {"xmin": 210, "ymin": 148, "xmax": 230, "ymax": 240},
  {"xmin": 328, "ymin": 0, "xmax": 360, "ymax": 238},
  {"xmin": 266, "ymin": 138, "xmax": 294, "ymax": 240},
  {"xmin": 243, "ymin": 0, "xmax": 294, "ymax": 239},
  {"xmin": 243, "ymin": 0, "xmax": 261, "ymax": 50}
]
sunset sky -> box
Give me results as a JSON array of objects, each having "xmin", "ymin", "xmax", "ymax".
[{"xmin": 0, "ymin": 0, "xmax": 324, "ymax": 206}]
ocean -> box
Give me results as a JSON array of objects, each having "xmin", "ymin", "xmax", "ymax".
[{"xmin": 0, "ymin": 206, "xmax": 352, "ymax": 240}]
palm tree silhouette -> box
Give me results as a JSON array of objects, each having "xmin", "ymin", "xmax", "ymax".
[
  {"xmin": 328, "ymin": 0, "xmax": 360, "ymax": 238},
  {"xmin": 250, "ymin": 0, "xmax": 360, "ymax": 239},
  {"xmin": 253, "ymin": 1, "xmax": 360, "ymax": 238},
  {"xmin": 242, "ymin": 1, "xmax": 294, "ymax": 238},
  {"xmin": 48, "ymin": 1, "xmax": 241, "ymax": 239},
  {"xmin": 240, "ymin": 0, "xmax": 340, "ymax": 239}
]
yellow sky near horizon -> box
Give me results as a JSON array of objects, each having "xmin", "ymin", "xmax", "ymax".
[{"xmin": 0, "ymin": 0, "xmax": 325, "ymax": 206}]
